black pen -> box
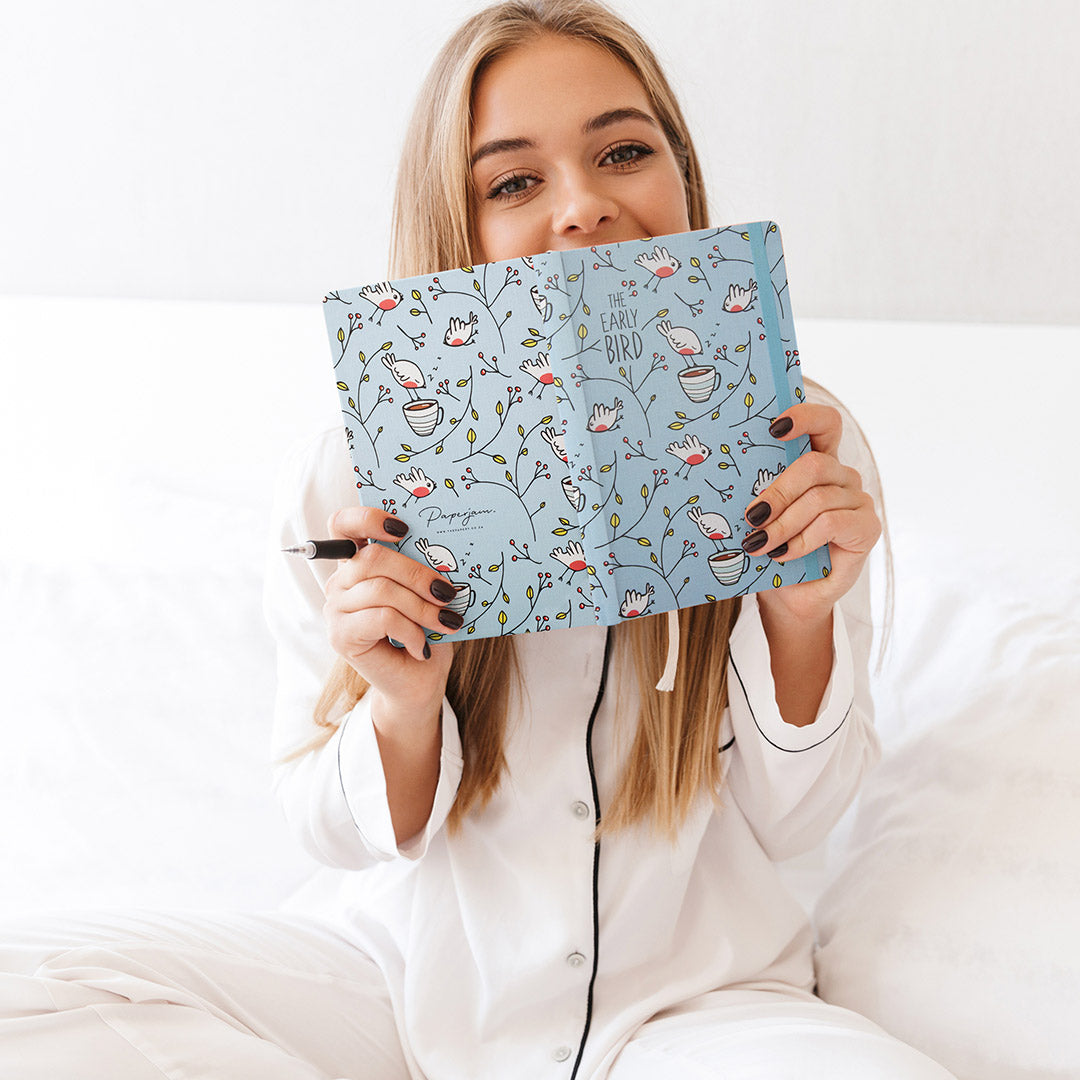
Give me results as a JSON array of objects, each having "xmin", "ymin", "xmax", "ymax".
[{"xmin": 282, "ymin": 539, "xmax": 361, "ymax": 560}]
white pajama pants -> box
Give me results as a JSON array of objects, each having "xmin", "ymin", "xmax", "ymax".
[{"xmin": 0, "ymin": 908, "xmax": 956, "ymax": 1079}]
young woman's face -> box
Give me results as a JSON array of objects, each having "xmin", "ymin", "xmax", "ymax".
[{"xmin": 470, "ymin": 34, "xmax": 691, "ymax": 263}]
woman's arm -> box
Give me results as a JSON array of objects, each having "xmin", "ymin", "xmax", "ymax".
[{"xmin": 744, "ymin": 403, "xmax": 882, "ymax": 728}]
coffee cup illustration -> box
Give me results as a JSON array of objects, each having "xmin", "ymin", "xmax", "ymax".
[
  {"xmin": 708, "ymin": 549, "xmax": 748, "ymax": 585},
  {"xmin": 445, "ymin": 582, "xmax": 472, "ymax": 616},
  {"xmin": 677, "ymin": 365, "xmax": 720, "ymax": 403},
  {"xmin": 402, "ymin": 399, "xmax": 443, "ymax": 436}
]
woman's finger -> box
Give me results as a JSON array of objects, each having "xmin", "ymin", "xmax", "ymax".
[
  {"xmin": 741, "ymin": 484, "xmax": 868, "ymax": 559},
  {"xmin": 332, "ymin": 575, "xmax": 464, "ymax": 637},
  {"xmin": 769, "ymin": 402, "xmax": 843, "ymax": 458},
  {"xmin": 328, "ymin": 604, "xmax": 433, "ymax": 664},
  {"xmin": 327, "ymin": 505, "xmax": 411, "ymax": 545},
  {"xmin": 744, "ymin": 491, "xmax": 879, "ymax": 563},
  {"xmin": 327, "ymin": 537, "xmax": 458, "ymax": 609},
  {"xmin": 744, "ymin": 452, "xmax": 858, "ymax": 531}
]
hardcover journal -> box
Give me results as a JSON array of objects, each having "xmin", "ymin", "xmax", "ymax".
[{"xmin": 322, "ymin": 222, "xmax": 828, "ymax": 642}]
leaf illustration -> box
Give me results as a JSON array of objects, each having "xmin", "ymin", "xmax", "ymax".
[
  {"xmin": 429, "ymin": 632, "xmax": 444, "ymax": 641},
  {"xmin": 505, "ymin": 471, "xmax": 514, "ymax": 482},
  {"xmin": 668, "ymin": 421, "xmax": 685, "ymax": 430},
  {"xmin": 529, "ymin": 327, "xmax": 540, "ymax": 336},
  {"xmin": 467, "ymin": 626, "xmax": 476, "ymax": 633},
  {"xmin": 467, "ymin": 428, "xmax": 476, "ymax": 443},
  {"xmin": 582, "ymin": 303, "xmax": 591, "ymax": 316},
  {"xmin": 471, "ymin": 408, "xmax": 479, "ymax": 421},
  {"xmin": 395, "ymin": 454, "xmax": 410, "ymax": 462},
  {"xmin": 541, "ymin": 415, "xmax": 553, "ymax": 424},
  {"xmin": 358, "ymin": 351, "xmax": 366, "ymax": 362},
  {"xmin": 488, "ymin": 564, "xmax": 501, "ymax": 573},
  {"xmin": 740, "ymin": 231, "xmax": 750, "ymax": 240},
  {"xmin": 348, "ymin": 397, "xmax": 356, "ymax": 410},
  {"xmin": 720, "ymin": 444, "xmax": 730, "ymax": 454},
  {"xmin": 559, "ymin": 517, "xmax": 570, "ymax": 526},
  {"xmin": 705, "ymin": 594, "xmax": 716, "ymax": 602},
  {"xmin": 636, "ymin": 537, "xmax": 651, "ymax": 547},
  {"xmin": 444, "ymin": 478, "xmax": 455, "ymax": 489},
  {"xmin": 412, "ymin": 289, "xmax": 422, "ymax": 300},
  {"xmin": 473, "ymin": 280, "xmax": 481, "ymax": 293},
  {"xmin": 718, "ymin": 462, "xmax": 729, "ymax": 470},
  {"xmin": 410, "ymin": 308, "xmax": 420, "ymax": 316},
  {"xmin": 749, "ymin": 374, "xmax": 757, "ymax": 384},
  {"xmin": 552, "ymin": 527, "xmax": 569, "ymax": 536},
  {"xmin": 640, "ymin": 484, "xmax": 648, "ymax": 498},
  {"xmin": 435, "ymin": 446, "xmax": 443, "ymax": 454},
  {"xmin": 518, "ymin": 425, "xmax": 525, "ymax": 436},
  {"xmin": 462, "ymin": 266, "xmax": 474, "ymax": 273},
  {"xmin": 663, "ymin": 507, "xmax": 670, "ymax": 518},
  {"xmin": 610, "ymin": 513, "xmax": 619, "ymax": 528},
  {"xmin": 401, "ymin": 443, "xmax": 413, "ymax": 452},
  {"xmin": 498, "ymin": 611, "xmax": 507, "ymax": 625},
  {"xmin": 614, "ymin": 492, "xmax": 622, "ymax": 505},
  {"xmin": 619, "ymin": 367, "xmax": 626, "ymax": 377},
  {"xmin": 527, "ymin": 585, "xmax": 534, "ymax": 599},
  {"xmin": 381, "ymin": 342, "xmax": 392, "ymax": 351},
  {"xmin": 578, "ymin": 324, "xmax": 588, "ymax": 340},
  {"xmin": 556, "ymin": 611, "xmax": 567, "ymax": 620},
  {"xmin": 493, "ymin": 454, "xmax": 506, "ymax": 464},
  {"xmin": 690, "ymin": 257, "xmax": 700, "ymax": 268},
  {"xmin": 650, "ymin": 552, "xmax": 658, "ymax": 564},
  {"xmin": 773, "ymin": 574, "xmax": 783, "ymax": 588},
  {"xmin": 337, "ymin": 328, "xmax": 345, "ymax": 343},
  {"xmin": 522, "ymin": 338, "xmax": 539, "ymax": 348},
  {"xmin": 599, "ymin": 464, "xmax": 612, "ymax": 473},
  {"xmin": 688, "ymin": 276, "xmax": 700, "ymax": 283},
  {"xmin": 711, "ymin": 411, "xmax": 720, "ymax": 420},
  {"xmin": 687, "ymin": 495, "xmax": 699, "ymax": 504},
  {"xmin": 734, "ymin": 344, "xmax": 745, "ymax": 352},
  {"xmin": 744, "ymin": 393, "xmax": 754, "ymax": 408},
  {"xmin": 822, "ymin": 566, "xmax": 830, "ymax": 577},
  {"xmin": 656, "ymin": 308, "xmax": 668, "ymax": 318},
  {"xmin": 502, "ymin": 592, "xmax": 510, "ymax": 603},
  {"xmin": 675, "ymin": 411, "xmax": 686, "ymax": 419},
  {"xmin": 336, "ymin": 381, "xmax": 349, "ymax": 392},
  {"xmin": 457, "ymin": 379, "xmax": 469, "ymax": 387}
]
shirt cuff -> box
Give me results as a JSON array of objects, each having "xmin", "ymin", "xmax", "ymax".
[
  {"xmin": 336, "ymin": 692, "xmax": 464, "ymax": 861},
  {"xmin": 728, "ymin": 592, "xmax": 856, "ymax": 753}
]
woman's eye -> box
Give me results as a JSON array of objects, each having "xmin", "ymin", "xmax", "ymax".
[
  {"xmin": 487, "ymin": 172, "xmax": 538, "ymax": 201},
  {"xmin": 602, "ymin": 143, "xmax": 654, "ymax": 168}
]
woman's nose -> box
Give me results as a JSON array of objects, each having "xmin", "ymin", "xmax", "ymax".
[{"xmin": 550, "ymin": 171, "xmax": 620, "ymax": 238}]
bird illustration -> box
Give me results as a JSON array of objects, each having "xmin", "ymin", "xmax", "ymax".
[
  {"xmin": 633, "ymin": 245, "xmax": 681, "ymax": 291},
  {"xmin": 586, "ymin": 399, "xmax": 622, "ymax": 432},
  {"xmin": 561, "ymin": 477, "xmax": 586, "ymax": 512},
  {"xmin": 541, "ymin": 426, "xmax": 569, "ymax": 463},
  {"xmin": 382, "ymin": 353, "xmax": 426, "ymax": 397},
  {"xmin": 520, "ymin": 352, "xmax": 554, "ymax": 395},
  {"xmin": 393, "ymin": 467, "xmax": 435, "ymax": 499},
  {"xmin": 723, "ymin": 280, "xmax": 757, "ymax": 313},
  {"xmin": 415, "ymin": 538, "xmax": 458, "ymax": 573},
  {"xmin": 619, "ymin": 584, "xmax": 654, "ymax": 618},
  {"xmin": 530, "ymin": 284, "xmax": 551, "ymax": 322},
  {"xmin": 359, "ymin": 281, "xmax": 404, "ymax": 324},
  {"xmin": 752, "ymin": 466, "xmax": 779, "ymax": 497},
  {"xmin": 687, "ymin": 505, "xmax": 732, "ymax": 542},
  {"xmin": 656, "ymin": 320, "xmax": 702, "ymax": 358},
  {"xmin": 665, "ymin": 434, "xmax": 712, "ymax": 477},
  {"xmin": 443, "ymin": 312, "xmax": 478, "ymax": 347},
  {"xmin": 550, "ymin": 541, "xmax": 588, "ymax": 581}
]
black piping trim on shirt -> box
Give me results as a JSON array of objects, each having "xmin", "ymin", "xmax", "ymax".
[
  {"xmin": 719, "ymin": 735, "xmax": 735, "ymax": 753},
  {"xmin": 570, "ymin": 626, "xmax": 613, "ymax": 1080},
  {"xmin": 729, "ymin": 655, "xmax": 853, "ymax": 752}
]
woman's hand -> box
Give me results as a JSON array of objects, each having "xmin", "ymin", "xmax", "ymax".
[
  {"xmin": 323, "ymin": 507, "xmax": 458, "ymax": 713},
  {"xmin": 743, "ymin": 404, "xmax": 881, "ymax": 624},
  {"xmin": 742, "ymin": 404, "xmax": 881, "ymax": 726}
]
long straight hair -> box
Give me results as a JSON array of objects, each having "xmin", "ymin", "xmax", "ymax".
[{"xmin": 288, "ymin": 1, "xmax": 748, "ymax": 838}]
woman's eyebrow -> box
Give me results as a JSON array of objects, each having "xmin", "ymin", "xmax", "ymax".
[{"xmin": 471, "ymin": 107, "xmax": 659, "ymax": 168}]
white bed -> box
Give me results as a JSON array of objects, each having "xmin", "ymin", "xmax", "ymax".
[{"xmin": 1, "ymin": 296, "xmax": 1076, "ymax": 1078}]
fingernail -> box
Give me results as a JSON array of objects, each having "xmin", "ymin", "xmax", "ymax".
[
  {"xmin": 746, "ymin": 501, "xmax": 771, "ymax": 527},
  {"xmin": 423, "ymin": 642, "xmax": 431, "ymax": 660},
  {"xmin": 769, "ymin": 417, "xmax": 793, "ymax": 438},
  {"xmin": 384, "ymin": 516, "xmax": 408, "ymax": 537},
  {"xmin": 742, "ymin": 530, "xmax": 768, "ymax": 553},
  {"xmin": 430, "ymin": 579, "xmax": 456, "ymax": 603},
  {"xmin": 766, "ymin": 543, "xmax": 788, "ymax": 559},
  {"xmin": 438, "ymin": 609, "xmax": 464, "ymax": 630}
]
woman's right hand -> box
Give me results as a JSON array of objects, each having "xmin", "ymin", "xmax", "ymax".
[{"xmin": 322, "ymin": 507, "xmax": 459, "ymax": 712}]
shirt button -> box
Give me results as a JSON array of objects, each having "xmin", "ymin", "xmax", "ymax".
[
  {"xmin": 553, "ymin": 1046, "xmax": 572, "ymax": 1062},
  {"xmin": 566, "ymin": 951, "xmax": 587, "ymax": 968},
  {"xmin": 572, "ymin": 800, "xmax": 591, "ymax": 819}
]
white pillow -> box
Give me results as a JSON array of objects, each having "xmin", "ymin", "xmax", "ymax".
[{"xmin": 813, "ymin": 626, "xmax": 1080, "ymax": 1079}]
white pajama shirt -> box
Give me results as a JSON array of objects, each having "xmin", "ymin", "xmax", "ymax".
[{"xmin": 262, "ymin": 393, "xmax": 883, "ymax": 1080}]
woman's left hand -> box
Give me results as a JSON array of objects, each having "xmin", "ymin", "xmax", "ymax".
[{"xmin": 744, "ymin": 403, "xmax": 881, "ymax": 625}]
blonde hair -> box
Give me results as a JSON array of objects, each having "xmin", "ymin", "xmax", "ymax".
[{"xmin": 285, "ymin": 1, "xmax": 757, "ymax": 838}]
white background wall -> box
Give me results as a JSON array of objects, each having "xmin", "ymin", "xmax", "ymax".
[{"xmin": 2, "ymin": 0, "xmax": 1077, "ymax": 324}]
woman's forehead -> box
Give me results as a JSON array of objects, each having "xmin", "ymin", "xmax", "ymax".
[{"xmin": 470, "ymin": 34, "xmax": 655, "ymax": 150}]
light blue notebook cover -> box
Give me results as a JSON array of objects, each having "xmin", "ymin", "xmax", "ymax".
[{"xmin": 323, "ymin": 221, "xmax": 829, "ymax": 641}]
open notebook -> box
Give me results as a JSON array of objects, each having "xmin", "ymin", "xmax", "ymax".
[{"xmin": 322, "ymin": 221, "xmax": 827, "ymax": 642}]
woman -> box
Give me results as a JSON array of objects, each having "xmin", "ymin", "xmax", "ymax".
[{"xmin": 0, "ymin": 2, "xmax": 952, "ymax": 1077}]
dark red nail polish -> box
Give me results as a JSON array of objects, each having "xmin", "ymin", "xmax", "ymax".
[
  {"xmin": 746, "ymin": 501, "xmax": 770, "ymax": 527},
  {"xmin": 766, "ymin": 543, "xmax": 788, "ymax": 559},
  {"xmin": 742, "ymin": 530, "xmax": 768, "ymax": 553},
  {"xmin": 430, "ymin": 579, "xmax": 456, "ymax": 603},
  {"xmin": 439, "ymin": 609, "xmax": 464, "ymax": 629},
  {"xmin": 769, "ymin": 417, "xmax": 793, "ymax": 438},
  {"xmin": 384, "ymin": 516, "xmax": 408, "ymax": 537},
  {"xmin": 423, "ymin": 642, "xmax": 431, "ymax": 660}
]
